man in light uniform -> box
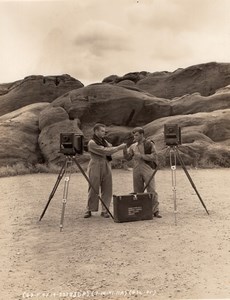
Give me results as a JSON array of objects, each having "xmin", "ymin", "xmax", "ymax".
[
  {"xmin": 84, "ymin": 123, "xmax": 126, "ymax": 218},
  {"xmin": 123, "ymin": 127, "xmax": 161, "ymax": 218}
]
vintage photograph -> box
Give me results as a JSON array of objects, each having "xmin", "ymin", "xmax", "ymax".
[{"xmin": 0, "ymin": 0, "xmax": 229, "ymax": 299}]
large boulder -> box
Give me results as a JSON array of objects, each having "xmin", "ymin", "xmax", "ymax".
[
  {"xmin": 144, "ymin": 109, "xmax": 230, "ymax": 167},
  {"xmin": 37, "ymin": 82, "xmax": 230, "ymax": 166},
  {"xmin": 1, "ymin": 63, "xmax": 230, "ymax": 169},
  {"xmin": 104, "ymin": 62, "xmax": 230, "ymax": 99},
  {"xmin": 46, "ymin": 83, "xmax": 171, "ymax": 126},
  {"xmin": 37, "ymin": 83, "xmax": 167, "ymax": 164},
  {"xmin": 38, "ymin": 106, "xmax": 69, "ymax": 130},
  {"xmin": 0, "ymin": 103, "xmax": 49, "ymax": 166},
  {"xmin": 102, "ymin": 71, "xmax": 149, "ymax": 85},
  {"xmin": 38, "ymin": 119, "xmax": 86, "ymax": 165},
  {"xmin": 40, "ymin": 84, "xmax": 230, "ymax": 131},
  {"xmin": 138, "ymin": 62, "xmax": 230, "ymax": 99},
  {"xmin": 0, "ymin": 74, "xmax": 83, "ymax": 116},
  {"xmin": 171, "ymin": 91, "xmax": 230, "ymax": 115}
]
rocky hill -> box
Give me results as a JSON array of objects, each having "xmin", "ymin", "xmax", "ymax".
[
  {"xmin": 0, "ymin": 74, "xmax": 83, "ymax": 116},
  {"xmin": 103, "ymin": 62, "xmax": 230, "ymax": 99},
  {"xmin": 0, "ymin": 62, "xmax": 230, "ymax": 169}
]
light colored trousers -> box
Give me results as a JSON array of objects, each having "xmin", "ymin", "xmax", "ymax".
[
  {"xmin": 133, "ymin": 163, "xmax": 159, "ymax": 213},
  {"xmin": 86, "ymin": 158, "xmax": 112, "ymax": 212}
]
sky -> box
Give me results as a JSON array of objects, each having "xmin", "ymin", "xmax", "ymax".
[{"xmin": 0, "ymin": 0, "xmax": 230, "ymax": 85}]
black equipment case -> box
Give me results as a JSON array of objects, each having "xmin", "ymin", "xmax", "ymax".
[{"xmin": 113, "ymin": 193, "xmax": 153, "ymax": 223}]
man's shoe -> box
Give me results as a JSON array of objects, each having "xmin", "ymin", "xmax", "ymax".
[
  {"xmin": 84, "ymin": 211, "xmax": 91, "ymax": 218},
  {"xmin": 153, "ymin": 211, "xmax": 162, "ymax": 218},
  {"xmin": 101, "ymin": 212, "xmax": 109, "ymax": 218}
]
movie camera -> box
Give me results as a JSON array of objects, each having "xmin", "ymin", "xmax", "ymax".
[
  {"xmin": 164, "ymin": 124, "xmax": 182, "ymax": 146},
  {"xmin": 60, "ymin": 133, "xmax": 84, "ymax": 156}
]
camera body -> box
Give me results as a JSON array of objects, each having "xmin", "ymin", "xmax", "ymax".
[
  {"xmin": 164, "ymin": 124, "xmax": 181, "ymax": 146},
  {"xmin": 60, "ymin": 133, "xmax": 84, "ymax": 155}
]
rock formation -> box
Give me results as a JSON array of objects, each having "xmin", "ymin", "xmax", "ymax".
[
  {"xmin": 0, "ymin": 74, "xmax": 83, "ymax": 116},
  {"xmin": 0, "ymin": 103, "xmax": 49, "ymax": 166},
  {"xmin": 37, "ymin": 80, "xmax": 230, "ymax": 167},
  {"xmin": 0, "ymin": 62, "xmax": 230, "ymax": 169},
  {"xmin": 38, "ymin": 118, "xmax": 86, "ymax": 165},
  {"xmin": 144, "ymin": 109, "xmax": 230, "ymax": 167},
  {"xmin": 103, "ymin": 62, "xmax": 230, "ymax": 99}
]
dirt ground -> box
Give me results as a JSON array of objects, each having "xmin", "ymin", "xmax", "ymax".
[{"xmin": 1, "ymin": 168, "xmax": 230, "ymax": 300}]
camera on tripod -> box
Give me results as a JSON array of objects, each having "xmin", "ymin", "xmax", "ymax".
[
  {"xmin": 164, "ymin": 124, "xmax": 182, "ymax": 146},
  {"xmin": 60, "ymin": 133, "xmax": 84, "ymax": 156}
]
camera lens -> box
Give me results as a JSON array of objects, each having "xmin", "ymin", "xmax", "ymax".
[{"xmin": 63, "ymin": 136, "xmax": 70, "ymax": 142}]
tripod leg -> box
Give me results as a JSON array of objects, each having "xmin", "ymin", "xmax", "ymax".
[
  {"xmin": 39, "ymin": 158, "xmax": 67, "ymax": 221},
  {"xmin": 170, "ymin": 147, "xmax": 178, "ymax": 225},
  {"xmin": 143, "ymin": 146, "xmax": 171, "ymax": 192},
  {"xmin": 175, "ymin": 147, "xmax": 209, "ymax": 215},
  {"xmin": 60, "ymin": 158, "xmax": 72, "ymax": 231},
  {"xmin": 73, "ymin": 157, "xmax": 114, "ymax": 220},
  {"xmin": 143, "ymin": 166, "xmax": 159, "ymax": 192}
]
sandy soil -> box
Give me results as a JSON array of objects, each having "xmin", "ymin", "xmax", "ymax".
[{"xmin": 1, "ymin": 168, "xmax": 230, "ymax": 300}]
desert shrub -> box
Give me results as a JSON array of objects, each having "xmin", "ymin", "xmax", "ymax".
[
  {"xmin": 0, "ymin": 165, "xmax": 18, "ymax": 177},
  {"xmin": 198, "ymin": 158, "xmax": 220, "ymax": 169},
  {"xmin": 0, "ymin": 150, "xmax": 228, "ymax": 178},
  {"xmin": 0, "ymin": 161, "xmax": 88, "ymax": 178},
  {"xmin": 199, "ymin": 154, "xmax": 229, "ymax": 168},
  {"xmin": 111, "ymin": 158, "xmax": 130, "ymax": 169},
  {"xmin": 0, "ymin": 162, "xmax": 33, "ymax": 177}
]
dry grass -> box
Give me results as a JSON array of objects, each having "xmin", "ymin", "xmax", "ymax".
[{"xmin": 0, "ymin": 155, "xmax": 227, "ymax": 178}]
